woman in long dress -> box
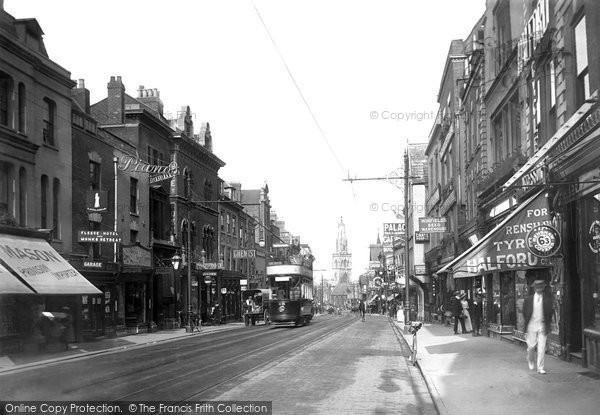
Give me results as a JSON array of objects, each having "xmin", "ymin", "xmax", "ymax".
[{"xmin": 461, "ymin": 295, "xmax": 473, "ymax": 333}]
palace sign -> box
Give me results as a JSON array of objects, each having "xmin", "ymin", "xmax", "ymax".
[{"xmin": 383, "ymin": 223, "xmax": 405, "ymax": 235}]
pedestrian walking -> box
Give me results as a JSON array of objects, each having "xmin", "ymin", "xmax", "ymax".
[
  {"xmin": 523, "ymin": 279, "xmax": 553, "ymax": 374},
  {"xmin": 471, "ymin": 293, "xmax": 483, "ymax": 336},
  {"xmin": 450, "ymin": 291, "xmax": 466, "ymax": 334},
  {"xmin": 359, "ymin": 300, "xmax": 366, "ymax": 322},
  {"xmin": 460, "ymin": 293, "xmax": 472, "ymax": 333}
]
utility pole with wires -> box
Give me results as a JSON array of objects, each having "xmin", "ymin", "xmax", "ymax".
[{"xmin": 342, "ymin": 147, "xmax": 417, "ymax": 329}]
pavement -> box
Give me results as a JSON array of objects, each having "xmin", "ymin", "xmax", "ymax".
[
  {"xmin": 0, "ymin": 322, "xmax": 243, "ymax": 374},
  {"xmin": 394, "ymin": 319, "xmax": 600, "ymax": 415}
]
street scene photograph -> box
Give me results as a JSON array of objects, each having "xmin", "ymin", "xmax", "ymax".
[{"xmin": 1, "ymin": 0, "xmax": 600, "ymax": 414}]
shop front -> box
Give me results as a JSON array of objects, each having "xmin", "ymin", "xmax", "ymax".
[
  {"xmin": 546, "ymin": 100, "xmax": 600, "ymax": 369},
  {"xmin": 0, "ymin": 229, "xmax": 101, "ymax": 353},
  {"xmin": 119, "ymin": 243, "xmax": 154, "ymax": 335},
  {"xmin": 436, "ymin": 190, "xmax": 559, "ymax": 352},
  {"xmin": 199, "ymin": 269, "xmax": 242, "ymax": 324},
  {"xmin": 68, "ymin": 259, "xmax": 119, "ymax": 338}
]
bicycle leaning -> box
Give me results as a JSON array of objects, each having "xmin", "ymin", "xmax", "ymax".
[{"xmin": 408, "ymin": 321, "xmax": 423, "ymax": 366}]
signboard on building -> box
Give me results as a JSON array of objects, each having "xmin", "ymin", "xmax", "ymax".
[
  {"xmin": 117, "ymin": 155, "xmax": 179, "ymax": 184},
  {"xmin": 122, "ymin": 244, "xmax": 152, "ymax": 268},
  {"xmin": 418, "ymin": 217, "xmax": 448, "ymax": 233},
  {"xmin": 383, "ymin": 222, "xmax": 405, "ymax": 235},
  {"xmin": 78, "ymin": 230, "xmax": 122, "ymax": 243},
  {"xmin": 196, "ymin": 262, "xmax": 223, "ymax": 270},
  {"xmin": 414, "ymin": 265, "xmax": 427, "ymax": 275},
  {"xmin": 415, "ymin": 232, "xmax": 430, "ymax": 243},
  {"xmin": 233, "ymin": 249, "xmax": 256, "ymax": 259}
]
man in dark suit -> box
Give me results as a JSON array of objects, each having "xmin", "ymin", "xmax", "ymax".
[
  {"xmin": 522, "ymin": 280, "xmax": 553, "ymax": 374},
  {"xmin": 471, "ymin": 293, "xmax": 483, "ymax": 336},
  {"xmin": 450, "ymin": 291, "xmax": 466, "ymax": 334}
]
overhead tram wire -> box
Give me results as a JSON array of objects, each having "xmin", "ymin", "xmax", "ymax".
[{"xmin": 250, "ymin": 0, "xmax": 356, "ymax": 199}]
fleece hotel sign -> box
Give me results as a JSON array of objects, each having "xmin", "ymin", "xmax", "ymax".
[{"xmin": 442, "ymin": 191, "xmax": 556, "ymax": 278}]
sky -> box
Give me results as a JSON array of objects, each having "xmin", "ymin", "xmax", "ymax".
[{"xmin": 7, "ymin": 0, "xmax": 485, "ymax": 280}]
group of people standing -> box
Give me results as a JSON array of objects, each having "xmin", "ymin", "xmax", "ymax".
[
  {"xmin": 450, "ymin": 290, "xmax": 483, "ymax": 336},
  {"xmin": 448, "ymin": 280, "xmax": 552, "ymax": 374}
]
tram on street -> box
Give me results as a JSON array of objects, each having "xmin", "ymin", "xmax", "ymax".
[{"xmin": 265, "ymin": 256, "xmax": 314, "ymax": 327}]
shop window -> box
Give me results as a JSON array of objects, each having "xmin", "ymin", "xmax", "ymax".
[
  {"xmin": 583, "ymin": 191, "xmax": 600, "ymax": 328},
  {"xmin": 491, "ymin": 272, "xmax": 516, "ymax": 326}
]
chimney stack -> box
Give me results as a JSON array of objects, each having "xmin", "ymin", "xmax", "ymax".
[
  {"xmin": 71, "ymin": 78, "xmax": 90, "ymax": 114},
  {"xmin": 137, "ymin": 85, "xmax": 164, "ymax": 116},
  {"xmin": 107, "ymin": 75, "xmax": 125, "ymax": 124}
]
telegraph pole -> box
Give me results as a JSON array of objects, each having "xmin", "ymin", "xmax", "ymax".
[
  {"xmin": 403, "ymin": 149, "xmax": 410, "ymax": 327},
  {"xmin": 342, "ymin": 148, "xmax": 416, "ymax": 328}
]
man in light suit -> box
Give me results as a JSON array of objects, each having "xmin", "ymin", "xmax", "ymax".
[{"xmin": 522, "ymin": 280, "xmax": 553, "ymax": 374}]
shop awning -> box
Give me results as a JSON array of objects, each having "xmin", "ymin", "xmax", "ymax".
[
  {"xmin": 436, "ymin": 190, "xmax": 554, "ymax": 278},
  {"xmin": 0, "ymin": 261, "xmax": 35, "ymax": 293},
  {"xmin": 0, "ymin": 234, "xmax": 101, "ymax": 294}
]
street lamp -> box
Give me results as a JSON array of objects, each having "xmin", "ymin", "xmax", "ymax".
[{"xmin": 171, "ymin": 253, "xmax": 181, "ymax": 271}]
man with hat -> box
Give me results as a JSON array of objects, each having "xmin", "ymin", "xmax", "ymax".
[
  {"xmin": 522, "ymin": 279, "xmax": 554, "ymax": 374},
  {"xmin": 450, "ymin": 290, "xmax": 466, "ymax": 334}
]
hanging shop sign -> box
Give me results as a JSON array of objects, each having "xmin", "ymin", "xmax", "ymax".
[
  {"xmin": 117, "ymin": 155, "xmax": 179, "ymax": 183},
  {"xmin": 588, "ymin": 220, "xmax": 600, "ymax": 254},
  {"xmin": 87, "ymin": 190, "xmax": 108, "ymax": 213},
  {"xmin": 526, "ymin": 225, "xmax": 561, "ymax": 257}
]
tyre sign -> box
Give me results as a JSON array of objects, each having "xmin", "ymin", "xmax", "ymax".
[{"xmin": 526, "ymin": 225, "xmax": 561, "ymax": 257}]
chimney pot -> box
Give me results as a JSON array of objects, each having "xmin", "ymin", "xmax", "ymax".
[
  {"xmin": 110, "ymin": 76, "xmax": 116, "ymax": 82},
  {"xmin": 117, "ymin": 76, "xmax": 122, "ymax": 83},
  {"xmin": 78, "ymin": 79, "xmax": 85, "ymax": 88}
]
